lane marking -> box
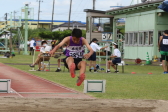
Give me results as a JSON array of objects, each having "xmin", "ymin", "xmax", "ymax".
[{"xmin": 11, "ymin": 88, "xmax": 24, "ymax": 98}]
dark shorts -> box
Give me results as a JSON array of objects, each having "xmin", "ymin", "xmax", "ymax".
[
  {"xmin": 112, "ymin": 58, "xmax": 121, "ymax": 65},
  {"xmin": 160, "ymin": 51, "xmax": 168, "ymax": 61},
  {"xmin": 161, "ymin": 55, "xmax": 168, "ymax": 61},
  {"xmin": 88, "ymin": 52, "xmax": 96, "ymax": 61},
  {"xmin": 63, "ymin": 57, "xmax": 82, "ymax": 70}
]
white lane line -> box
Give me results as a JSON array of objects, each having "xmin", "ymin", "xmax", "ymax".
[{"xmin": 11, "ymin": 88, "xmax": 24, "ymax": 98}]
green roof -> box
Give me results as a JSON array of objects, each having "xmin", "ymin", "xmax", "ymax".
[{"xmin": 106, "ymin": 0, "xmax": 164, "ymax": 15}]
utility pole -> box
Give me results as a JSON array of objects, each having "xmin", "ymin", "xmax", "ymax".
[
  {"xmin": 13, "ymin": 11, "xmax": 17, "ymax": 28},
  {"xmin": 93, "ymin": 0, "xmax": 96, "ymax": 10},
  {"xmin": 37, "ymin": 0, "xmax": 43, "ymax": 28},
  {"xmin": 51, "ymin": 0, "xmax": 55, "ymax": 31},
  {"xmin": 23, "ymin": 4, "xmax": 29, "ymax": 55},
  {"xmin": 4, "ymin": 13, "xmax": 8, "ymax": 25},
  {"xmin": 68, "ymin": 0, "xmax": 72, "ymax": 30},
  {"xmin": 9, "ymin": 12, "xmax": 13, "ymax": 53}
]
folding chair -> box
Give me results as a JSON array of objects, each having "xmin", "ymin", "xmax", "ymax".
[
  {"xmin": 41, "ymin": 53, "xmax": 51, "ymax": 71},
  {"xmin": 116, "ymin": 63, "xmax": 124, "ymax": 73}
]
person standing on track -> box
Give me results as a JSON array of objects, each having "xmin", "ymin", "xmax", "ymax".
[
  {"xmin": 88, "ymin": 38, "xmax": 108, "ymax": 73},
  {"xmin": 158, "ymin": 30, "xmax": 168, "ymax": 74},
  {"xmin": 50, "ymin": 29, "xmax": 93, "ymax": 86}
]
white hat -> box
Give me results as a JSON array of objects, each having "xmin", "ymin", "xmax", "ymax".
[{"xmin": 112, "ymin": 42, "xmax": 118, "ymax": 45}]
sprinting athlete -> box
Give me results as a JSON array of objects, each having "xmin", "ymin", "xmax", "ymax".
[{"xmin": 50, "ymin": 29, "xmax": 93, "ymax": 86}]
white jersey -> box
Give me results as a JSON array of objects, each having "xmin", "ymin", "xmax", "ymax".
[
  {"xmin": 40, "ymin": 45, "xmax": 52, "ymax": 53},
  {"xmin": 113, "ymin": 48, "xmax": 121, "ymax": 57},
  {"xmin": 98, "ymin": 26, "xmax": 104, "ymax": 32},
  {"xmin": 90, "ymin": 42, "xmax": 101, "ymax": 52},
  {"xmin": 30, "ymin": 40, "xmax": 35, "ymax": 47}
]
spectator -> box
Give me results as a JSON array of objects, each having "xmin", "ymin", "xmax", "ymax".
[
  {"xmin": 107, "ymin": 42, "xmax": 121, "ymax": 73},
  {"xmin": 55, "ymin": 45, "xmax": 67, "ymax": 72},
  {"xmin": 29, "ymin": 38, "xmax": 36, "ymax": 55},
  {"xmin": 88, "ymin": 38, "xmax": 108, "ymax": 73},
  {"xmin": 29, "ymin": 41, "xmax": 52, "ymax": 71},
  {"xmin": 96, "ymin": 24, "xmax": 104, "ymax": 32},
  {"xmin": 51, "ymin": 39, "xmax": 56, "ymax": 49}
]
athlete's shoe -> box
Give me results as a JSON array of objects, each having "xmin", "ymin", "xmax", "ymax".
[
  {"xmin": 70, "ymin": 63, "xmax": 76, "ymax": 78},
  {"xmin": 29, "ymin": 64, "xmax": 35, "ymax": 67},
  {"xmin": 76, "ymin": 73, "xmax": 85, "ymax": 86},
  {"xmin": 55, "ymin": 68, "xmax": 61, "ymax": 72},
  {"xmin": 163, "ymin": 71, "xmax": 168, "ymax": 74},
  {"xmin": 94, "ymin": 69, "xmax": 97, "ymax": 73},
  {"xmin": 114, "ymin": 70, "xmax": 119, "ymax": 73},
  {"xmin": 107, "ymin": 70, "xmax": 111, "ymax": 73},
  {"xmin": 89, "ymin": 69, "xmax": 92, "ymax": 72},
  {"xmin": 37, "ymin": 69, "xmax": 41, "ymax": 71}
]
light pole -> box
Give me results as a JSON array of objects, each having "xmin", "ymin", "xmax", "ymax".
[
  {"xmin": 93, "ymin": 0, "xmax": 96, "ymax": 10},
  {"xmin": 37, "ymin": 0, "xmax": 43, "ymax": 28},
  {"xmin": 68, "ymin": 0, "xmax": 72, "ymax": 30},
  {"xmin": 51, "ymin": 0, "xmax": 55, "ymax": 31}
]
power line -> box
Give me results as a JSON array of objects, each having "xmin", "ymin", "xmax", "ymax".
[
  {"xmin": 71, "ymin": 0, "xmax": 84, "ymax": 20},
  {"xmin": 72, "ymin": 0, "xmax": 90, "ymax": 21}
]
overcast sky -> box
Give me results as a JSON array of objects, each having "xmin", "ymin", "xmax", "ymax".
[{"xmin": 0, "ymin": 0, "xmax": 142, "ymax": 22}]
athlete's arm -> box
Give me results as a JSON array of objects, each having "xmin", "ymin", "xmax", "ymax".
[
  {"xmin": 158, "ymin": 36, "xmax": 163, "ymax": 51},
  {"xmin": 82, "ymin": 38, "xmax": 93, "ymax": 59},
  {"xmin": 49, "ymin": 37, "xmax": 69, "ymax": 56}
]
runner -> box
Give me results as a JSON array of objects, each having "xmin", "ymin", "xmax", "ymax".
[
  {"xmin": 158, "ymin": 30, "xmax": 168, "ymax": 74},
  {"xmin": 50, "ymin": 29, "xmax": 93, "ymax": 86}
]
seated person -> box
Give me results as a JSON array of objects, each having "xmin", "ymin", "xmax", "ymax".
[
  {"xmin": 55, "ymin": 46, "xmax": 67, "ymax": 72},
  {"xmin": 107, "ymin": 42, "xmax": 121, "ymax": 73},
  {"xmin": 29, "ymin": 41, "xmax": 52, "ymax": 71},
  {"xmin": 94, "ymin": 24, "xmax": 104, "ymax": 32}
]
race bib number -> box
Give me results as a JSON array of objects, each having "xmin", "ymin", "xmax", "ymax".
[
  {"xmin": 69, "ymin": 52, "xmax": 83, "ymax": 58},
  {"xmin": 163, "ymin": 39, "xmax": 168, "ymax": 45},
  {"xmin": 67, "ymin": 46, "xmax": 84, "ymax": 51}
]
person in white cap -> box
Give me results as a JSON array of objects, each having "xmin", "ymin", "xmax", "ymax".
[{"xmin": 107, "ymin": 42, "xmax": 121, "ymax": 73}]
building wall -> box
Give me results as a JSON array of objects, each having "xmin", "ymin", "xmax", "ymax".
[
  {"xmin": 125, "ymin": 13, "xmax": 155, "ymax": 32},
  {"xmin": 124, "ymin": 11, "xmax": 156, "ymax": 60}
]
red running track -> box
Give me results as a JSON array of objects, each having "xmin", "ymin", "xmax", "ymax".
[{"xmin": 0, "ymin": 63, "xmax": 94, "ymax": 99}]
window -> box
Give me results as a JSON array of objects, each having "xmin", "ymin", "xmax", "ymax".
[
  {"xmin": 129, "ymin": 33, "xmax": 133, "ymax": 45},
  {"xmin": 134, "ymin": 33, "xmax": 138, "ymax": 45},
  {"xmin": 125, "ymin": 33, "xmax": 128, "ymax": 45},
  {"xmin": 125, "ymin": 30, "xmax": 153, "ymax": 46},
  {"xmin": 144, "ymin": 32, "xmax": 149, "ymax": 45},
  {"xmin": 92, "ymin": 17, "xmax": 113, "ymax": 32},
  {"xmin": 139, "ymin": 32, "xmax": 144, "ymax": 45},
  {"xmin": 149, "ymin": 31, "xmax": 153, "ymax": 45}
]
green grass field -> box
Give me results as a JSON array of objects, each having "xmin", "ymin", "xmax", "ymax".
[{"xmin": 0, "ymin": 51, "xmax": 168, "ymax": 100}]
